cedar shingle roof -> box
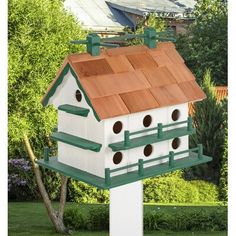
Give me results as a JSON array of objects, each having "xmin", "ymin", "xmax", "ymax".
[{"xmin": 42, "ymin": 42, "xmax": 206, "ymax": 120}]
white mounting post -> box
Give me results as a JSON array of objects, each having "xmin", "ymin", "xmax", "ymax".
[{"xmin": 110, "ymin": 181, "xmax": 143, "ymax": 236}]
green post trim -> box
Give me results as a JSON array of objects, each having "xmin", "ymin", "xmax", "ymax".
[
  {"xmin": 157, "ymin": 123, "xmax": 163, "ymax": 139},
  {"xmin": 105, "ymin": 168, "xmax": 111, "ymax": 185},
  {"xmin": 87, "ymin": 33, "xmax": 100, "ymax": 56},
  {"xmin": 124, "ymin": 130, "xmax": 130, "ymax": 147},
  {"xmin": 169, "ymin": 151, "xmax": 174, "ymax": 168},
  {"xmin": 198, "ymin": 144, "xmax": 203, "ymax": 159},
  {"xmin": 138, "ymin": 159, "xmax": 144, "ymax": 176},
  {"xmin": 44, "ymin": 147, "xmax": 50, "ymax": 162},
  {"xmin": 187, "ymin": 117, "xmax": 193, "ymax": 132},
  {"xmin": 144, "ymin": 27, "xmax": 157, "ymax": 48}
]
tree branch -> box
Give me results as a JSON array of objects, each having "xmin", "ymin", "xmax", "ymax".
[
  {"xmin": 59, "ymin": 176, "xmax": 68, "ymax": 219},
  {"xmin": 23, "ymin": 134, "xmax": 68, "ymax": 233}
]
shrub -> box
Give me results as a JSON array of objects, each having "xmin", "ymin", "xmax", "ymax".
[
  {"xmin": 64, "ymin": 205, "xmax": 227, "ymax": 231},
  {"xmin": 68, "ymin": 179, "xmax": 109, "ymax": 203},
  {"xmin": 64, "ymin": 208, "xmax": 86, "ymax": 230},
  {"xmin": 86, "ymin": 206, "xmax": 109, "ymax": 231},
  {"xmin": 143, "ymin": 176, "xmax": 219, "ymax": 203},
  {"xmin": 219, "ymin": 128, "xmax": 228, "ymax": 202},
  {"xmin": 8, "ymin": 158, "xmax": 39, "ymax": 200},
  {"xmin": 41, "ymin": 169, "xmax": 62, "ymax": 200},
  {"xmin": 190, "ymin": 180, "xmax": 219, "ymax": 202}
]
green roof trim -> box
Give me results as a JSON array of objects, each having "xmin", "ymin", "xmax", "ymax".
[
  {"xmin": 51, "ymin": 131, "xmax": 102, "ymax": 152},
  {"xmin": 109, "ymin": 127, "xmax": 196, "ymax": 151},
  {"xmin": 58, "ymin": 104, "xmax": 90, "ymax": 117},
  {"xmin": 42, "ymin": 63, "xmax": 101, "ymax": 121},
  {"xmin": 36, "ymin": 150, "xmax": 212, "ymax": 189}
]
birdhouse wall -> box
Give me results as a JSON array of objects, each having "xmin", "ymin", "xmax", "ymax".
[
  {"xmin": 48, "ymin": 70, "xmax": 90, "ymax": 109},
  {"xmin": 104, "ymin": 103, "xmax": 189, "ymax": 177}
]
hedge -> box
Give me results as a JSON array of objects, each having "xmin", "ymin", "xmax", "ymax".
[{"xmin": 64, "ymin": 205, "xmax": 227, "ymax": 231}]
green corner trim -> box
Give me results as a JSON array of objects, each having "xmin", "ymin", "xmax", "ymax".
[
  {"xmin": 51, "ymin": 131, "xmax": 102, "ymax": 152},
  {"xmin": 42, "ymin": 63, "xmax": 101, "ymax": 121},
  {"xmin": 109, "ymin": 127, "xmax": 196, "ymax": 151},
  {"xmin": 36, "ymin": 147, "xmax": 212, "ymax": 189},
  {"xmin": 58, "ymin": 104, "xmax": 89, "ymax": 117}
]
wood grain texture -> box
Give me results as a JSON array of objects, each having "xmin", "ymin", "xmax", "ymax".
[
  {"xmin": 43, "ymin": 42, "xmax": 206, "ymax": 120},
  {"xmin": 120, "ymin": 89, "xmax": 159, "ymax": 113},
  {"xmin": 150, "ymin": 84, "xmax": 188, "ymax": 106},
  {"xmin": 80, "ymin": 71, "xmax": 150, "ymax": 99},
  {"xmin": 126, "ymin": 53, "xmax": 158, "ymax": 69},
  {"xmin": 178, "ymin": 80, "xmax": 206, "ymax": 101},
  {"xmin": 90, "ymin": 95, "xmax": 130, "ymax": 119},
  {"xmin": 142, "ymin": 66, "xmax": 177, "ymax": 87}
]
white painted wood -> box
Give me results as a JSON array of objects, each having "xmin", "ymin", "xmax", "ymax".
[
  {"xmin": 58, "ymin": 110, "xmax": 87, "ymax": 138},
  {"xmin": 49, "ymin": 69, "xmax": 190, "ymax": 177},
  {"xmin": 48, "ymin": 70, "xmax": 90, "ymax": 110},
  {"xmin": 167, "ymin": 103, "xmax": 188, "ymax": 129},
  {"xmin": 110, "ymin": 181, "xmax": 143, "ymax": 236},
  {"xmin": 168, "ymin": 136, "xmax": 188, "ymax": 161},
  {"xmin": 58, "ymin": 142, "xmax": 105, "ymax": 177}
]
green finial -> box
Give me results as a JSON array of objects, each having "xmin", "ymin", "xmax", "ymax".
[
  {"xmin": 144, "ymin": 27, "xmax": 157, "ymax": 48},
  {"xmin": 87, "ymin": 33, "xmax": 100, "ymax": 56}
]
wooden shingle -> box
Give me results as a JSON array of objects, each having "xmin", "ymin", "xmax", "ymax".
[{"xmin": 43, "ymin": 42, "xmax": 206, "ymax": 120}]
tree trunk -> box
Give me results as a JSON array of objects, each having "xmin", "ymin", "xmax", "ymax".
[{"xmin": 23, "ymin": 134, "xmax": 69, "ymax": 234}]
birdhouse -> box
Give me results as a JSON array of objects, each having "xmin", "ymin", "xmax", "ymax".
[{"xmin": 36, "ymin": 29, "xmax": 212, "ymax": 190}]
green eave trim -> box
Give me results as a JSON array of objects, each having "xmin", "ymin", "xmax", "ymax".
[
  {"xmin": 42, "ymin": 63, "xmax": 101, "ymax": 121},
  {"xmin": 36, "ymin": 153, "xmax": 212, "ymax": 189},
  {"xmin": 109, "ymin": 127, "xmax": 196, "ymax": 151},
  {"xmin": 51, "ymin": 131, "xmax": 102, "ymax": 152},
  {"xmin": 58, "ymin": 104, "xmax": 89, "ymax": 117}
]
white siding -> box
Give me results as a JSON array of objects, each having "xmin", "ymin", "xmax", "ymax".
[{"xmin": 48, "ymin": 69, "xmax": 190, "ymax": 178}]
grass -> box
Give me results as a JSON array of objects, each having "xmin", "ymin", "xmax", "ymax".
[{"xmin": 9, "ymin": 202, "xmax": 227, "ymax": 236}]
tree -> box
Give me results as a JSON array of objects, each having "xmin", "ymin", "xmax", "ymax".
[
  {"xmin": 123, "ymin": 13, "xmax": 166, "ymax": 46},
  {"xmin": 185, "ymin": 70, "xmax": 227, "ymax": 184},
  {"xmin": 8, "ymin": 0, "xmax": 86, "ymax": 158},
  {"xmin": 176, "ymin": 0, "xmax": 227, "ymax": 85}
]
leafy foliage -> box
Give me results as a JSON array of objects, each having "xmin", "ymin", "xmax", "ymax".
[
  {"xmin": 143, "ymin": 176, "xmax": 219, "ymax": 203},
  {"xmin": 8, "ymin": 0, "xmax": 86, "ymax": 158},
  {"xmin": 64, "ymin": 204, "xmax": 227, "ymax": 231},
  {"xmin": 8, "ymin": 158, "xmax": 39, "ymax": 200},
  {"xmin": 186, "ymin": 70, "xmax": 227, "ymax": 183},
  {"xmin": 124, "ymin": 13, "xmax": 166, "ymax": 46},
  {"xmin": 67, "ymin": 179, "xmax": 109, "ymax": 204},
  {"xmin": 219, "ymin": 128, "xmax": 228, "ymax": 201},
  {"xmin": 176, "ymin": 0, "xmax": 227, "ymax": 85}
]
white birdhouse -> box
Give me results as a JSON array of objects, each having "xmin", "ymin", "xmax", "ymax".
[{"xmin": 37, "ymin": 40, "xmax": 212, "ymax": 189}]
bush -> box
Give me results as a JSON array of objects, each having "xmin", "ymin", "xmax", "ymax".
[
  {"xmin": 8, "ymin": 158, "xmax": 39, "ymax": 200},
  {"xmin": 190, "ymin": 180, "xmax": 219, "ymax": 202},
  {"xmin": 219, "ymin": 128, "xmax": 228, "ymax": 202},
  {"xmin": 143, "ymin": 176, "xmax": 218, "ymax": 203},
  {"xmin": 64, "ymin": 205, "xmax": 109, "ymax": 231},
  {"xmin": 68, "ymin": 179, "xmax": 109, "ymax": 203},
  {"xmin": 64, "ymin": 208, "xmax": 86, "ymax": 230},
  {"xmin": 64, "ymin": 204, "xmax": 227, "ymax": 231},
  {"xmin": 8, "ymin": 158, "xmax": 63, "ymax": 201},
  {"xmin": 87, "ymin": 206, "xmax": 109, "ymax": 230}
]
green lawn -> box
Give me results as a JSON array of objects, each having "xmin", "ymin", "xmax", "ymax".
[{"xmin": 9, "ymin": 202, "xmax": 227, "ymax": 236}]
